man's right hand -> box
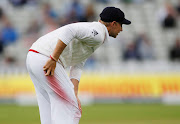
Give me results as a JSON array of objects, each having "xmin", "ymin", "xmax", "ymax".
[{"xmin": 43, "ymin": 58, "xmax": 56, "ymax": 76}]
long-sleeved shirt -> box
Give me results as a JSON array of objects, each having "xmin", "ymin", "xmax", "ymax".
[{"xmin": 30, "ymin": 21, "xmax": 109, "ymax": 81}]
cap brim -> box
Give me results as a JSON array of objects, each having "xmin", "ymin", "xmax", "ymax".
[{"xmin": 121, "ymin": 19, "xmax": 131, "ymax": 25}]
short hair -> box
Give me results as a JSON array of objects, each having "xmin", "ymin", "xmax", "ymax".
[{"xmin": 99, "ymin": 20, "xmax": 111, "ymax": 27}]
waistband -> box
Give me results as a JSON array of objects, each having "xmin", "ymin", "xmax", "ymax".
[
  {"xmin": 29, "ymin": 49, "xmax": 65, "ymax": 68},
  {"xmin": 29, "ymin": 49, "xmax": 39, "ymax": 53}
]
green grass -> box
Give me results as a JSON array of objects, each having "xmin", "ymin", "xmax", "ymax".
[{"xmin": 0, "ymin": 103, "xmax": 180, "ymax": 124}]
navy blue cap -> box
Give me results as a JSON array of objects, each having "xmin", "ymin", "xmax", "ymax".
[{"xmin": 100, "ymin": 7, "xmax": 131, "ymax": 25}]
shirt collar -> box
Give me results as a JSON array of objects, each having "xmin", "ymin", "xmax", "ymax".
[{"xmin": 98, "ymin": 21, "xmax": 109, "ymax": 44}]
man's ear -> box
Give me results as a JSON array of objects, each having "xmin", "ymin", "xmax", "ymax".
[{"xmin": 111, "ymin": 21, "xmax": 117, "ymax": 26}]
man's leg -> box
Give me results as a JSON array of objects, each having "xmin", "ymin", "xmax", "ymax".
[
  {"xmin": 27, "ymin": 52, "xmax": 81, "ymax": 124},
  {"xmin": 27, "ymin": 52, "xmax": 52, "ymax": 124},
  {"xmin": 46, "ymin": 63, "xmax": 81, "ymax": 124},
  {"xmin": 34, "ymin": 81, "xmax": 51, "ymax": 124}
]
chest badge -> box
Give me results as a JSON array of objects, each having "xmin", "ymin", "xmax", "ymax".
[{"xmin": 92, "ymin": 29, "xmax": 98, "ymax": 36}]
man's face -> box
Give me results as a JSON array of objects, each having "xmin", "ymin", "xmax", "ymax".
[{"xmin": 108, "ymin": 22, "xmax": 123, "ymax": 38}]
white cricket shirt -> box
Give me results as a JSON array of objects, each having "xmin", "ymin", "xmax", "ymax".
[{"xmin": 30, "ymin": 22, "xmax": 109, "ymax": 80}]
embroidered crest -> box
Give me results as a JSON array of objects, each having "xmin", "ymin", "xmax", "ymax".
[{"xmin": 92, "ymin": 29, "xmax": 98, "ymax": 36}]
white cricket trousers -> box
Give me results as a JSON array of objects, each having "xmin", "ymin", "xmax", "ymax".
[{"xmin": 26, "ymin": 51, "xmax": 81, "ymax": 124}]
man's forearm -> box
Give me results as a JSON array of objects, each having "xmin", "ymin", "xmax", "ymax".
[
  {"xmin": 51, "ymin": 40, "xmax": 67, "ymax": 60},
  {"xmin": 71, "ymin": 78, "xmax": 79, "ymax": 96}
]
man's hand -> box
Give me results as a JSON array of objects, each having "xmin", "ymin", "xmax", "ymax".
[
  {"xmin": 70, "ymin": 78, "xmax": 82, "ymax": 113},
  {"xmin": 76, "ymin": 95, "xmax": 82, "ymax": 114},
  {"xmin": 43, "ymin": 58, "xmax": 56, "ymax": 76},
  {"xmin": 43, "ymin": 40, "xmax": 66, "ymax": 76}
]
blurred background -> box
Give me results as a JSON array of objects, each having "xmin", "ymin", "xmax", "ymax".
[{"xmin": 0, "ymin": 0, "xmax": 180, "ymax": 124}]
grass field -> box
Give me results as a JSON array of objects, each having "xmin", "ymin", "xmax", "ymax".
[{"xmin": 0, "ymin": 103, "xmax": 180, "ymax": 124}]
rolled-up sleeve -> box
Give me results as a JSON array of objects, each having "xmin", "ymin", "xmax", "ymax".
[
  {"xmin": 69, "ymin": 59, "xmax": 87, "ymax": 81},
  {"xmin": 57, "ymin": 25, "xmax": 76, "ymax": 45},
  {"xmin": 58, "ymin": 23, "xmax": 102, "ymax": 46}
]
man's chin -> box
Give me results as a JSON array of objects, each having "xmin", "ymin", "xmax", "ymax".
[
  {"xmin": 110, "ymin": 35, "xmax": 117, "ymax": 38},
  {"xmin": 113, "ymin": 35, "xmax": 117, "ymax": 38}
]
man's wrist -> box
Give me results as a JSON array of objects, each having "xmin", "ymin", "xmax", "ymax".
[
  {"xmin": 75, "ymin": 92, "xmax": 78, "ymax": 97},
  {"xmin": 50, "ymin": 55, "xmax": 58, "ymax": 62}
]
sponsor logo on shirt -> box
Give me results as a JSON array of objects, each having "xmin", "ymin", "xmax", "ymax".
[{"xmin": 92, "ymin": 29, "xmax": 98, "ymax": 36}]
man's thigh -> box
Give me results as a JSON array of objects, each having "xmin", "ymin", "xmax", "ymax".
[{"xmin": 46, "ymin": 63, "xmax": 81, "ymax": 124}]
